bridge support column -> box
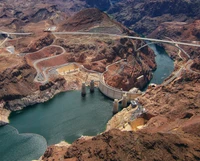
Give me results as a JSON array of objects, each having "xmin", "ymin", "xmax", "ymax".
[
  {"xmin": 113, "ymin": 99, "xmax": 119, "ymax": 114},
  {"xmin": 81, "ymin": 83, "xmax": 86, "ymax": 97},
  {"xmin": 90, "ymin": 80, "xmax": 94, "ymax": 93},
  {"xmin": 122, "ymin": 93, "xmax": 128, "ymax": 108}
]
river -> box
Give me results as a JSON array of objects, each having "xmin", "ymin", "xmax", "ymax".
[
  {"xmin": 0, "ymin": 45, "xmax": 174, "ymax": 161},
  {"xmin": 142, "ymin": 44, "xmax": 174, "ymax": 90}
]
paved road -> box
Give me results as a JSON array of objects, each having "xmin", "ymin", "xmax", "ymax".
[
  {"xmin": 0, "ymin": 36, "xmax": 8, "ymax": 47},
  {"xmin": 185, "ymin": 59, "xmax": 200, "ymax": 74},
  {"xmin": 162, "ymin": 59, "xmax": 200, "ymax": 86},
  {"xmin": 165, "ymin": 37, "xmax": 190, "ymax": 60},
  {"xmin": 10, "ymin": 30, "xmax": 198, "ymax": 86},
  {"xmin": 30, "ymin": 45, "xmax": 66, "ymax": 83},
  {"xmin": 53, "ymin": 31, "xmax": 200, "ymax": 48},
  {"xmin": 0, "ymin": 32, "xmax": 32, "ymax": 35}
]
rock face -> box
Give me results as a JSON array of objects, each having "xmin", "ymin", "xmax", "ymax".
[
  {"xmin": 42, "ymin": 129, "xmax": 200, "ymax": 161},
  {"xmin": 56, "ymin": 8, "xmax": 156, "ymax": 90},
  {"xmin": 0, "ymin": 6, "xmax": 155, "ymax": 120},
  {"xmin": 41, "ymin": 57, "xmax": 200, "ymax": 160},
  {"xmin": 0, "ymin": 53, "xmax": 66, "ymax": 112},
  {"xmin": 85, "ymin": 0, "xmax": 111, "ymax": 10},
  {"xmin": 40, "ymin": 3, "xmax": 200, "ymax": 160},
  {"xmin": 138, "ymin": 62, "xmax": 200, "ymax": 136},
  {"xmin": 148, "ymin": 20, "xmax": 200, "ymax": 59},
  {"xmin": 2, "ymin": 0, "xmax": 199, "ymax": 37},
  {"xmin": 0, "ymin": 51, "xmax": 66, "ymax": 122},
  {"xmin": 0, "ymin": 55, "xmax": 36, "ymax": 102},
  {"xmin": 107, "ymin": 0, "xmax": 200, "ymax": 36}
]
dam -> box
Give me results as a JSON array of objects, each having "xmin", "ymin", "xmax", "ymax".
[{"xmin": 0, "ymin": 44, "xmax": 174, "ymax": 161}]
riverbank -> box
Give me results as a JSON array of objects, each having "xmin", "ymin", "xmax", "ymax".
[
  {"xmin": 0, "ymin": 77, "xmax": 66, "ymax": 125},
  {"xmin": 0, "ymin": 125, "xmax": 47, "ymax": 161},
  {"xmin": 0, "ymin": 44, "xmax": 175, "ymax": 161},
  {"xmin": 0, "ymin": 42, "xmax": 174, "ymax": 126},
  {"xmin": 40, "ymin": 47, "xmax": 200, "ymax": 161},
  {"xmin": 0, "ymin": 88, "xmax": 113, "ymax": 161},
  {"xmin": 0, "ymin": 107, "xmax": 10, "ymax": 125}
]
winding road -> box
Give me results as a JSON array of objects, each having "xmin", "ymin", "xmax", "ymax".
[
  {"xmin": 26, "ymin": 45, "xmax": 66, "ymax": 84},
  {"xmin": 5, "ymin": 30, "xmax": 198, "ymax": 86}
]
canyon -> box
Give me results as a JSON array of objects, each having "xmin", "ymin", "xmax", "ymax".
[
  {"xmin": 0, "ymin": 0, "xmax": 199, "ymax": 161},
  {"xmin": 0, "ymin": 4, "xmax": 155, "ymax": 122}
]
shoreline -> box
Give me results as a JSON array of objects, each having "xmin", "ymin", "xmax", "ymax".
[
  {"xmin": 0, "ymin": 43, "xmax": 176, "ymax": 127},
  {"xmin": 0, "ymin": 81, "xmax": 68, "ymax": 126}
]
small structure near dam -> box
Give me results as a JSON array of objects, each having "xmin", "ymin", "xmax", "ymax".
[{"xmin": 81, "ymin": 74, "xmax": 142, "ymax": 114}]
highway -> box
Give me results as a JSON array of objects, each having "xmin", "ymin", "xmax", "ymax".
[
  {"xmin": 31, "ymin": 31, "xmax": 199, "ymax": 86},
  {"xmin": 0, "ymin": 32, "xmax": 32, "ymax": 35},
  {"xmin": 5, "ymin": 29, "xmax": 197, "ymax": 87},
  {"xmin": 53, "ymin": 31, "xmax": 200, "ymax": 48}
]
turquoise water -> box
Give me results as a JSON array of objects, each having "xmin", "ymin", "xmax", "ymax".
[
  {"xmin": 148, "ymin": 44, "xmax": 174, "ymax": 85},
  {"xmin": 9, "ymin": 89, "xmax": 113, "ymax": 145},
  {"xmin": 0, "ymin": 125, "xmax": 47, "ymax": 161},
  {"xmin": 0, "ymin": 44, "xmax": 174, "ymax": 161},
  {"xmin": 0, "ymin": 89, "xmax": 113, "ymax": 161}
]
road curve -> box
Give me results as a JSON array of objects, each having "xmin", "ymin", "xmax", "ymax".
[{"xmin": 30, "ymin": 45, "xmax": 66, "ymax": 83}]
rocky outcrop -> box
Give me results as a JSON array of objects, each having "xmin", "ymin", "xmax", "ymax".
[
  {"xmin": 0, "ymin": 51, "xmax": 67, "ymax": 116},
  {"xmin": 138, "ymin": 64, "xmax": 200, "ymax": 135},
  {"xmin": 2, "ymin": 0, "xmax": 199, "ymax": 37},
  {"xmin": 0, "ymin": 2, "xmax": 67, "ymax": 30},
  {"xmin": 107, "ymin": 0, "xmax": 200, "ymax": 36},
  {"xmin": 60, "ymin": 8, "xmax": 106, "ymax": 31},
  {"xmin": 41, "ymin": 129, "xmax": 200, "ymax": 161},
  {"xmin": 103, "ymin": 46, "xmax": 155, "ymax": 90},
  {"xmin": 0, "ymin": 60, "xmax": 37, "ymax": 102},
  {"xmin": 4, "ymin": 77, "xmax": 66, "ymax": 111},
  {"xmin": 85, "ymin": 0, "xmax": 111, "ymax": 11},
  {"xmin": 41, "ymin": 57, "xmax": 200, "ymax": 161},
  {"xmin": 148, "ymin": 20, "xmax": 200, "ymax": 59},
  {"xmin": 0, "ymin": 7, "xmax": 155, "ymax": 123},
  {"xmin": 56, "ymin": 9, "xmax": 156, "ymax": 90},
  {"xmin": 0, "ymin": 106, "xmax": 10, "ymax": 125}
]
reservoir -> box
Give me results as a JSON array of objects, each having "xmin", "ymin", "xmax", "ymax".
[
  {"xmin": 0, "ymin": 89, "xmax": 113, "ymax": 161},
  {"xmin": 0, "ymin": 45, "xmax": 174, "ymax": 161},
  {"xmin": 9, "ymin": 89, "xmax": 113, "ymax": 145}
]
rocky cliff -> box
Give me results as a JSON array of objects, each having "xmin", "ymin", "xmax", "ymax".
[
  {"xmin": 2, "ymin": 0, "xmax": 199, "ymax": 37},
  {"xmin": 40, "ymin": 2, "xmax": 200, "ymax": 160},
  {"xmin": 149, "ymin": 20, "xmax": 200, "ymax": 59},
  {"xmin": 0, "ymin": 7, "xmax": 155, "ymax": 121},
  {"xmin": 41, "ymin": 129, "xmax": 200, "ymax": 161},
  {"xmin": 0, "ymin": 53, "xmax": 66, "ymax": 108},
  {"xmin": 107, "ymin": 0, "xmax": 200, "ymax": 36},
  {"xmin": 57, "ymin": 8, "xmax": 156, "ymax": 90},
  {"xmin": 41, "ymin": 48, "xmax": 200, "ymax": 161}
]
